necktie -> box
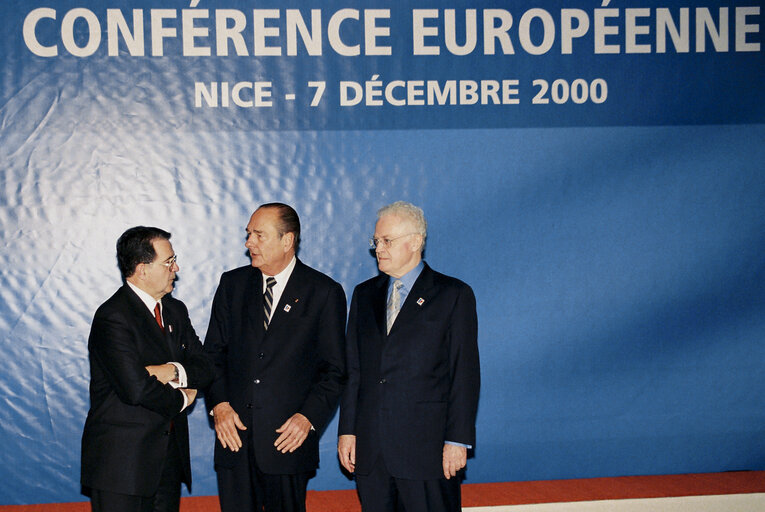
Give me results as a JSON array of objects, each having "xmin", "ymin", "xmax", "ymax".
[
  {"xmin": 386, "ymin": 279, "xmax": 403, "ymax": 334},
  {"xmin": 263, "ymin": 276, "xmax": 277, "ymax": 330},
  {"xmin": 153, "ymin": 303, "xmax": 164, "ymax": 332}
]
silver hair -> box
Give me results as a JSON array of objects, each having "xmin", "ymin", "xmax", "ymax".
[{"xmin": 377, "ymin": 201, "xmax": 428, "ymax": 240}]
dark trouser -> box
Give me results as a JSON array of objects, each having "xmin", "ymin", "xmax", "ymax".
[
  {"xmin": 216, "ymin": 439, "xmax": 312, "ymax": 512},
  {"xmin": 90, "ymin": 431, "xmax": 183, "ymax": 512},
  {"xmin": 355, "ymin": 456, "xmax": 461, "ymax": 512},
  {"xmin": 90, "ymin": 489, "xmax": 154, "ymax": 512}
]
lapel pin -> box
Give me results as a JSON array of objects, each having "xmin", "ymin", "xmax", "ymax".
[
  {"xmin": 417, "ymin": 298, "xmax": 425, "ymax": 306},
  {"xmin": 284, "ymin": 304, "xmax": 291, "ymax": 312},
  {"xmin": 168, "ymin": 325, "xmax": 173, "ymax": 333}
]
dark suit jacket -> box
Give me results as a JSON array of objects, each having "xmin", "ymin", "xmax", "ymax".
[
  {"xmin": 204, "ymin": 259, "xmax": 346, "ymax": 474},
  {"xmin": 81, "ymin": 285, "xmax": 213, "ymax": 496},
  {"xmin": 339, "ymin": 263, "xmax": 480, "ymax": 480}
]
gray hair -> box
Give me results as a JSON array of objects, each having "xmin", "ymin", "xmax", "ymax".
[{"xmin": 377, "ymin": 201, "xmax": 428, "ymax": 241}]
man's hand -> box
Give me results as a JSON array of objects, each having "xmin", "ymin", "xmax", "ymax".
[
  {"xmin": 274, "ymin": 413, "xmax": 312, "ymax": 453},
  {"xmin": 442, "ymin": 444, "xmax": 467, "ymax": 480},
  {"xmin": 337, "ymin": 435, "xmax": 356, "ymax": 473},
  {"xmin": 213, "ymin": 402, "xmax": 247, "ymax": 452},
  {"xmin": 181, "ymin": 388, "xmax": 197, "ymax": 407},
  {"xmin": 145, "ymin": 363, "xmax": 176, "ymax": 384}
]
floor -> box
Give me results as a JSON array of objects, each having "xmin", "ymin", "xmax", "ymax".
[{"xmin": 1, "ymin": 471, "xmax": 763, "ymax": 511}]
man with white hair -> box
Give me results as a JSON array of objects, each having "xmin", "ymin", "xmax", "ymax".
[{"xmin": 338, "ymin": 201, "xmax": 480, "ymax": 511}]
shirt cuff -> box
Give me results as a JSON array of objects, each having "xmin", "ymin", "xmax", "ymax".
[
  {"xmin": 167, "ymin": 362, "xmax": 187, "ymax": 388},
  {"xmin": 445, "ymin": 441, "xmax": 472, "ymax": 449},
  {"xmin": 179, "ymin": 389, "xmax": 189, "ymax": 412}
]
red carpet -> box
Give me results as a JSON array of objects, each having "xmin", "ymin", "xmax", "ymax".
[{"xmin": 2, "ymin": 472, "xmax": 763, "ymax": 511}]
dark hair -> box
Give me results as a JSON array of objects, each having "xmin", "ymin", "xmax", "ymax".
[
  {"xmin": 116, "ymin": 226, "xmax": 171, "ymax": 279},
  {"xmin": 259, "ymin": 203, "xmax": 301, "ymax": 252}
]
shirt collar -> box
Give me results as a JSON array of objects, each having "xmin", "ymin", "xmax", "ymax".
[
  {"xmin": 391, "ymin": 260, "xmax": 424, "ymax": 292},
  {"xmin": 262, "ymin": 255, "xmax": 297, "ymax": 291},
  {"xmin": 127, "ymin": 280, "xmax": 160, "ymax": 313}
]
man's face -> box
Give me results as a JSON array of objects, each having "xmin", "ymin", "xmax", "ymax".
[
  {"xmin": 245, "ymin": 207, "xmax": 294, "ymax": 276},
  {"xmin": 142, "ymin": 238, "xmax": 178, "ymax": 300},
  {"xmin": 374, "ymin": 214, "xmax": 422, "ymax": 278}
]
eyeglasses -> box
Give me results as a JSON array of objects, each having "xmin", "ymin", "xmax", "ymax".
[
  {"xmin": 153, "ymin": 254, "xmax": 177, "ymax": 269},
  {"xmin": 369, "ymin": 233, "xmax": 417, "ymax": 249}
]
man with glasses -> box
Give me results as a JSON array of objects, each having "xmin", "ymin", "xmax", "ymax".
[
  {"xmin": 338, "ymin": 201, "xmax": 480, "ymax": 512},
  {"xmin": 204, "ymin": 203, "xmax": 346, "ymax": 512},
  {"xmin": 81, "ymin": 226, "xmax": 213, "ymax": 512}
]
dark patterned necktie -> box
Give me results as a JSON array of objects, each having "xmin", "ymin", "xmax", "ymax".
[{"xmin": 263, "ymin": 277, "xmax": 277, "ymax": 330}]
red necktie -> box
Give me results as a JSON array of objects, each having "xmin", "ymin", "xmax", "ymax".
[{"xmin": 154, "ymin": 303, "xmax": 164, "ymax": 332}]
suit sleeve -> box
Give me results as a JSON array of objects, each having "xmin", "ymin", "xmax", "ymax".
[
  {"xmin": 203, "ymin": 274, "xmax": 231, "ymax": 410},
  {"xmin": 338, "ymin": 287, "xmax": 360, "ymax": 436},
  {"xmin": 445, "ymin": 283, "xmax": 480, "ymax": 447},
  {"xmin": 90, "ymin": 310, "xmax": 184, "ymax": 418},
  {"xmin": 298, "ymin": 280, "xmax": 347, "ymax": 433},
  {"xmin": 173, "ymin": 300, "xmax": 214, "ymax": 390}
]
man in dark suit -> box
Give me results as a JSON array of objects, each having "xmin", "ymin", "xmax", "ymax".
[
  {"xmin": 204, "ymin": 203, "xmax": 346, "ymax": 512},
  {"xmin": 338, "ymin": 201, "xmax": 480, "ymax": 512},
  {"xmin": 81, "ymin": 226, "xmax": 213, "ymax": 512}
]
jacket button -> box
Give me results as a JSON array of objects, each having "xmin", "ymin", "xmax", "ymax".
[
  {"xmin": 246, "ymin": 403, "xmax": 253, "ymax": 409},
  {"xmin": 379, "ymin": 378, "xmax": 387, "ymax": 384},
  {"xmin": 254, "ymin": 379, "xmax": 261, "ymax": 384},
  {"xmin": 258, "ymin": 352, "xmax": 265, "ymax": 359}
]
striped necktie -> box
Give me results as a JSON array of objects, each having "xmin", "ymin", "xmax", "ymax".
[{"xmin": 263, "ymin": 277, "xmax": 277, "ymax": 330}]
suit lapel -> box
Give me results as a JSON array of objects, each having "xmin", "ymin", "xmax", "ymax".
[
  {"xmin": 373, "ymin": 274, "xmax": 389, "ymax": 335},
  {"xmin": 122, "ymin": 285, "xmax": 174, "ymax": 360},
  {"xmin": 244, "ymin": 267, "xmax": 267, "ymax": 342},
  {"xmin": 161, "ymin": 302, "xmax": 180, "ymax": 359},
  {"xmin": 267, "ymin": 259, "xmax": 306, "ymax": 332}
]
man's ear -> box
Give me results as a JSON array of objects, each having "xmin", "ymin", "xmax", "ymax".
[
  {"xmin": 134, "ymin": 262, "xmax": 150, "ymax": 282},
  {"xmin": 282, "ymin": 232, "xmax": 295, "ymax": 252},
  {"xmin": 411, "ymin": 234, "xmax": 424, "ymax": 253}
]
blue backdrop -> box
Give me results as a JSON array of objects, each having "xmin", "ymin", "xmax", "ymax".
[{"xmin": 1, "ymin": 0, "xmax": 764, "ymax": 505}]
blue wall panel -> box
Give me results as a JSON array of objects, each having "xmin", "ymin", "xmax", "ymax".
[{"xmin": 1, "ymin": 0, "xmax": 764, "ymax": 505}]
